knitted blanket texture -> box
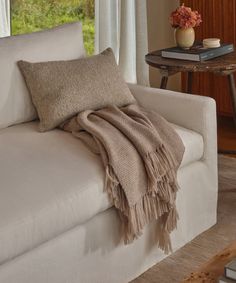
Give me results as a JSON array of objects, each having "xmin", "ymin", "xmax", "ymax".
[{"xmin": 61, "ymin": 104, "xmax": 185, "ymax": 253}]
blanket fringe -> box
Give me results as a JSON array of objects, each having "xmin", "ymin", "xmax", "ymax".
[
  {"xmin": 105, "ymin": 164, "xmax": 179, "ymax": 254},
  {"xmin": 144, "ymin": 144, "xmax": 178, "ymax": 198}
]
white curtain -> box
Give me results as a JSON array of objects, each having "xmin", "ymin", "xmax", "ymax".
[
  {"xmin": 95, "ymin": 0, "xmax": 149, "ymax": 86},
  {"xmin": 0, "ymin": 0, "xmax": 10, "ymax": 37}
]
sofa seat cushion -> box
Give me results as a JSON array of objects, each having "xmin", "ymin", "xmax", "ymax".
[
  {"xmin": 173, "ymin": 124, "xmax": 204, "ymax": 168},
  {"xmin": 0, "ymin": 121, "xmax": 203, "ymax": 265}
]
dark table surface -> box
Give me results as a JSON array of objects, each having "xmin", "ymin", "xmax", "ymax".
[{"xmin": 145, "ymin": 50, "xmax": 236, "ymax": 74}]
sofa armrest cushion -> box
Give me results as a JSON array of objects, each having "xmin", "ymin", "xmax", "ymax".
[{"xmin": 128, "ymin": 83, "xmax": 217, "ymax": 164}]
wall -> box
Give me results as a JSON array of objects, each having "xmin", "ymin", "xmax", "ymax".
[
  {"xmin": 182, "ymin": 0, "xmax": 234, "ymax": 116},
  {"xmin": 147, "ymin": 0, "xmax": 181, "ymax": 91}
]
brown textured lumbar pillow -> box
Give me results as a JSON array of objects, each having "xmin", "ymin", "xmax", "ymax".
[{"xmin": 18, "ymin": 48, "xmax": 136, "ymax": 131}]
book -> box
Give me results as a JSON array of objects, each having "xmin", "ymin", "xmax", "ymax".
[
  {"xmin": 225, "ymin": 259, "xmax": 236, "ymax": 280},
  {"xmin": 218, "ymin": 275, "xmax": 236, "ymax": 283},
  {"xmin": 161, "ymin": 43, "xmax": 234, "ymax": 62}
]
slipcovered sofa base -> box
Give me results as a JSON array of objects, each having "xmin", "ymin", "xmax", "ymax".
[{"xmin": 0, "ymin": 161, "xmax": 217, "ymax": 283}]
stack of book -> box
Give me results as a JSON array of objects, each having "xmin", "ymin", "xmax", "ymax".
[
  {"xmin": 219, "ymin": 259, "xmax": 236, "ymax": 282},
  {"xmin": 161, "ymin": 43, "xmax": 234, "ymax": 62}
]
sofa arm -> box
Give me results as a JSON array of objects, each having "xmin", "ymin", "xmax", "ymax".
[{"xmin": 128, "ymin": 83, "xmax": 217, "ymax": 165}]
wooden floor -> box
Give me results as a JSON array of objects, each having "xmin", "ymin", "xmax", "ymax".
[
  {"xmin": 182, "ymin": 240, "xmax": 236, "ymax": 282},
  {"xmin": 131, "ymin": 155, "xmax": 236, "ymax": 283},
  {"xmin": 218, "ymin": 116, "xmax": 236, "ymax": 157}
]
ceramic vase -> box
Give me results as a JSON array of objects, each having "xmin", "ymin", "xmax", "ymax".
[{"xmin": 175, "ymin": 27, "xmax": 195, "ymax": 49}]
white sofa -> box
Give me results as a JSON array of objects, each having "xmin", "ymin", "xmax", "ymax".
[{"xmin": 0, "ymin": 22, "xmax": 218, "ymax": 283}]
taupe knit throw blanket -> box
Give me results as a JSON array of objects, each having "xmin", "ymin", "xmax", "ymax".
[{"xmin": 61, "ymin": 104, "xmax": 185, "ymax": 253}]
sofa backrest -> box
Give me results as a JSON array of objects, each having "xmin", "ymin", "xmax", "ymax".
[{"xmin": 0, "ymin": 22, "xmax": 85, "ymax": 130}]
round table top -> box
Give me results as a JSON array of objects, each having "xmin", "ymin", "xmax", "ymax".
[{"xmin": 145, "ymin": 50, "xmax": 236, "ymax": 74}]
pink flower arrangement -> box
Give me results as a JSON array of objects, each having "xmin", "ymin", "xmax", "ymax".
[{"xmin": 170, "ymin": 4, "xmax": 202, "ymax": 29}]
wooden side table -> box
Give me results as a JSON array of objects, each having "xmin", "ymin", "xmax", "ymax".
[
  {"xmin": 145, "ymin": 50, "xmax": 236, "ymax": 126},
  {"xmin": 145, "ymin": 51, "xmax": 236, "ymax": 154}
]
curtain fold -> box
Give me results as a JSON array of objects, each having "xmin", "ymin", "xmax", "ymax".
[
  {"xmin": 0, "ymin": 0, "xmax": 10, "ymax": 38},
  {"xmin": 95, "ymin": 0, "xmax": 149, "ymax": 86}
]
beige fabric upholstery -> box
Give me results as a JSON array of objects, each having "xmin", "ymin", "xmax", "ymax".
[
  {"xmin": 0, "ymin": 169, "xmax": 217, "ymax": 283},
  {"xmin": 0, "ymin": 22, "xmax": 85, "ymax": 130},
  {"xmin": 0, "ymin": 120, "xmax": 203, "ymax": 265},
  {"xmin": 18, "ymin": 48, "xmax": 135, "ymax": 131}
]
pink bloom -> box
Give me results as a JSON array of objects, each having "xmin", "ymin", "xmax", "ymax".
[{"xmin": 169, "ymin": 4, "xmax": 202, "ymax": 29}]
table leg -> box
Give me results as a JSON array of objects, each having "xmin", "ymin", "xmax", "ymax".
[
  {"xmin": 160, "ymin": 76, "xmax": 168, "ymax": 89},
  {"xmin": 228, "ymin": 73, "xmax": 236, "ymax": 127},
  {"xmin": 187, "ymin": 72, "xmax": 193, "ymax": 94},
  {"xmin": 218, "ymin": 74, "xmax": 236, "ymax": 154}
]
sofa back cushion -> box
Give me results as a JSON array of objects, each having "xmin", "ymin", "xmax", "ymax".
[{"xmin": 0, "ymin": 22, "xmax": 85, "ymax": 130}]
